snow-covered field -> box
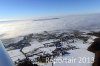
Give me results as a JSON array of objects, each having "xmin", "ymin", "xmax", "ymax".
[
  {"xmin": 40, "ymin": 37, "xmax": 96, "ymax": 66},
  {"xmin": 6, "ymin": 32, "xmax": 96, "ymax": 66},
  {"xmin": 44, "ymin": 41, "xmax": 94, "ymax": 66}
]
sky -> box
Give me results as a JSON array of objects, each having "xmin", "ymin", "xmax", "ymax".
[
  {"xmin": 0, "ymin": 0, "xmax": 100, "ymax": 39},
  {"xmin": 0, "ymin": 0, "xmax": 100, "ymax": 20}
]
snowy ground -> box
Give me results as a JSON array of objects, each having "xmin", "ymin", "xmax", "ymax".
[
  {"xmin": 7, "ymin": 35, "xmax": 96, "ymax": 66},
  {"xmin": 43, "ymin": 41, "xmax": 94, "ymax": 66}
]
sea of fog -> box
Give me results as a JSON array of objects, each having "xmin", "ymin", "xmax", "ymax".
[{"xmin": 0, "ymin": 14, "xmax": 100, "ymax": 39}]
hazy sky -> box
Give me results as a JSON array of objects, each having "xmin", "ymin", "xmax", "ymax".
[
  {"xmin": 0, "ymin": 0, "xmax": 100, "ymax": 39},
  {"xmin": 0, "ymin": 0, "xmax": 100, "ymax": 20}
]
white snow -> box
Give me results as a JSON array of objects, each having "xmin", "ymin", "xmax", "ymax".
[
  {"xmin": 7, "ymin": 35, "xmax": 96, "ymax": 66},
  {"xmin": 43, "ymin": 41, "xmax": 94, "ymax": 66}
]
